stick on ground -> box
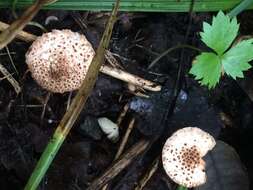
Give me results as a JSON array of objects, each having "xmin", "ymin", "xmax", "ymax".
[
  {"xmin": 102, "ymin": 117, "xmax": 136, "ymax": 190},
  {"xmin": 135, "ymin": 157, "xmax": 159, "ymax": 190},
  {"xmin": 0, "ymin": 0, "xmax": 55, "ymax": 49},
  {"xmin": 87, "ymin": 139, "xmax": 150, "ymax": 190},
  {"xmin": 116, "ymin": 103, "xmax": 129, "ymax": 125},
  {"xmin": 0, "ymin": 62, "xmax": 21, "ymax": 94}
]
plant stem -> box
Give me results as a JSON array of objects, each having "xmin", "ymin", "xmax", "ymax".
[
  {"xmin": 177, "ymin": 185, "xmax": 188, "ymax": 190},
  {"xmin": 228, "ymin": 0, "xmax": 253, "ymax": 18},
  {"xmin": 23, "ymin": 1, "xmax": 120, "ymax": 190},
  {"xmin": 24, "ymin": 131, "xmax": 64, "ymax": 190},
  {"xmin": 148, "ymin": 44, "xmax": 201, "ymax": 69}
]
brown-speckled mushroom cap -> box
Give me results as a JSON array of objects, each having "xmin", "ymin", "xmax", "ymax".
[
  {"xmin": 26, "ymin": 29, "xmax": 95, "ymax": 93},
  {"xmin": 162, "ymin": 127, "xmax": 216, "ymax": 188}
]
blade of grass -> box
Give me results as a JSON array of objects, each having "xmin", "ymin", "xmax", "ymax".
[
  {"xmin": 177, "ymin": 185, "xmax": 187, "ymax": 190},
  {"xmin": 0, "ymin": 0, "xmax": 57, "ymax": 50},
  {"xmin": 228, "ymin": 0, "xmax": 253, "ymax": 17},
  {"xmin": 24, "ymin": 1, "xmax": 120, "ymax": 190},
  {"xmin": 0, "ymin": 0, "xmax": 252, "ymax": 12}
]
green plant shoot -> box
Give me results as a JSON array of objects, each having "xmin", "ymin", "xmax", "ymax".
[{"xmin": 190, "ymin": 11, "xmax": 253, "ymax": 89}]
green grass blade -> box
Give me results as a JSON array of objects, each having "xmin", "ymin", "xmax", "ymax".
[
  {"xmin": 24, "ymin": 1, "xmax": 120, "ymax": 189},
  {"xmin": 0, "ymin": 0, "xmax": 253, "ymax": 12},
  {"xmin": 228, "ymin": 0, "xmax": 253, "ymax": 17},
  {"xmin": 24, "ymin": 131, "xmax": 64, "ymax": 190},
  {"xmin": 177, "ymin": 185, "xmax": 188, "ymax": 190}
]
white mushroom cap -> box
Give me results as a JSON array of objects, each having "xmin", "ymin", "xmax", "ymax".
[
  {"xmin": 98, "ymin": 117, "xmax": 119, "ymax": 142},
  {"xmin": 26, "ymin": 29, "xmax": 95, "ymax": 93},
  {"xmin": 162, "ymin": 127, "xmax": 216, "ymax": 188}
]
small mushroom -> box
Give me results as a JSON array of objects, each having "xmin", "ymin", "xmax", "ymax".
[
  {"xmin": 162, "ymin": 127, "xmax": 216, "ymax": 188},
  {"xmin": 98, "ymin": 117, "xmax": 119, "ymax": 142},
  {"xmin": 25, "ymin": 29, "xmax": 95, "ymax": 93}
]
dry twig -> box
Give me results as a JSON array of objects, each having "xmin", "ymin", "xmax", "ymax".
[
  {"xmin": 0, "ymin": 21, "xmax": 36, "ymax": 42},
  {"xmin": 5, "ymin": 46, "xmax": 18, "ymax": 75},
  {"xmin": 0, "ymin": 0, "xmax": 56, "ymax": 49},
  {"xmin": 135, "ymin": 158, "xmax": 159, "ymax": 190},
  {"xmin": 101, "ymin": 65, "xmax": 161, "ymax": 91},
  {"xmin": 115, "ymin": 118, "xmax": 135, "ymax": 159},
  {"xmin": 116, "ymin": 103, "xmax": 129, "ymax": 125},
  {"xmin": 40, "ymin": 92, "xmax": 51, "ymax": 126},
  {"xmin": 0, "ymin": 62, "xmax": 21, "ymax": 94},
  {"xmin": 102, "ymin": 117, "xmax": 135, "ymax": 190},
  {"xmin": 87, "ymin": 139, "xmax": 150, "ymax": 190}
]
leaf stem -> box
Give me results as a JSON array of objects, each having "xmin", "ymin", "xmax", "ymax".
[
  {"xmin": 228, "ymin": 0, "xmax": 253, "ymax": 18},
  {"xmin": 148, "ymin": 44, "xmax": 201, "ymax": 69}
]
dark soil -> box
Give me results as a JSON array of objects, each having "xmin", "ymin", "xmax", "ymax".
[{"xmin": 0, "ymin": 8, "xmax": 253, "ymax": 190}]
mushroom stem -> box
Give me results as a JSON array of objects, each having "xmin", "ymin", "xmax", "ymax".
[{"xmin": 0, "ymin": 20, "xmax": 161, "ymax": 92}]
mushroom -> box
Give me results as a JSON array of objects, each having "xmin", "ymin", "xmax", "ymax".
[
  {"xmin": 98, "ymin": 117, "xmax": 119, "ymax": 142},
  {"xmin": 162, "ymin": 127, "xmax": 216, "ymax": 188},
  {"xmin": 25, "ymin": 29, "xmax": 95, "ymax": 93}
]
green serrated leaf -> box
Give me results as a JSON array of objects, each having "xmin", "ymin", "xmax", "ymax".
[
  {"xmin": 222, "ymin": 39, "xmax": 253, "ymax": 79},
  {"xmin": 200, "ymin": 11, "xmax": 239, "ymax": 55},
  {"xmin": 190, "ymin": 52, "xmax": 221, "ymax": 89}
]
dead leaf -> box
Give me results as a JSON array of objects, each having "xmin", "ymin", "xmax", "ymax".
[{"xmin": 195, "ymin": 141, "xmax": 249, "ymax": 190}]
